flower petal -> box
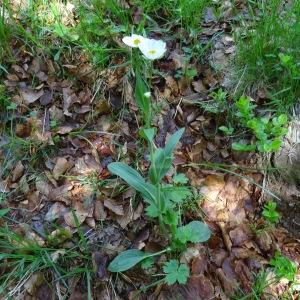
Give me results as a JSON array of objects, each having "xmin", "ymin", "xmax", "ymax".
[
  {"xmin": 138, "ymin": 38, "xmax": 166, "ymax": 60},
  {"xmin": 122, "ymin": 34, "xmax": 145, "ymax": 48}
]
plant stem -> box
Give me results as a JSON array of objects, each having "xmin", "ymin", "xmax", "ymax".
[{"xmin": 149, "ymin": 141, "xmax": 165, "ymax": 233}]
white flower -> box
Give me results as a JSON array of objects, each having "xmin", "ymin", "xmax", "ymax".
[
  {"xmin": 144, "ymin": 92, "xmax": 151, "ymax": 98},
  {"xmin": 122, "ymin": 34, "xmax": 145, "ymax": 48},
  {"xmin": 138, "ymin": 38, "xmax": 167, "ymax": 60}
]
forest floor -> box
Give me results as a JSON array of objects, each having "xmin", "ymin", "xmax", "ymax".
[{"xmin": 1, "ymin": 1, "xmax": 300, "ymax": 299}]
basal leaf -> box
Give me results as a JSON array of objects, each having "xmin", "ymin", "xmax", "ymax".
[
  {"xmin": 108, "ymin": 162, "xmax": 156, "ymax": 203},
  {"xmin": 108, "ymin": 249, "xmax": 150, "ymax": 272}
]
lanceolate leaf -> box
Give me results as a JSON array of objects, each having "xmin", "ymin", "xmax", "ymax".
[
  {"xmin": 108, "ymin": 249, "xmax": 150, "ymax": 272},
  {"xmin": 135, "ymin": 72, "xmax": 151, "ymax": 124},
  {"xmin": 149, "ymin": 148, "xmax": 171, "ymax": 184},
  {"xmin": 149, "ymin": 128, "xmax": 185, "ymax": 184},
  {"xmin": 164, "ymin": 128, "xmax": 185, "ymax": 156},
  {"xmin": 108, "ymin": 162, "xmax": 156, "ymax": 203},
  {"xmin": 108, "ymin": 248, "xmax": 169, "ymax": 272}
]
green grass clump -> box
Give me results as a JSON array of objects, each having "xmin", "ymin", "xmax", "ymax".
[
  {"xmin": 235, "ymin": 0, "xmax": 300, "ymax": 113},
  {"xmin": 0, "ymin": 222, "xmax": 93, "ymax": 297}
]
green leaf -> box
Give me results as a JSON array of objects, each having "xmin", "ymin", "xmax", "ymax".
[
  {"xmin": 163, "ymin": 259, "xmax": 189, "ymax": 285},
  {"xmin": 135, "ymin": 72, "xmax": 151, "ymax": 125},
  {"xmin": 219, "ymin": 126, "xmax": 234, "ymax": 135},
  {"xmin": 146, "ymin": 203, "xmax": 160, "ymax": 217},
  {"xmin": 0, "ymin": 208, "xmax": 10, "ymax": 218},
  {"xmin": 139, "ymin": 127, "xmax": 157, "ymax": 144},
  {"xmin": 108, "ymin": 249, "xmax": 150, "ymax": 272},
  {"xmin": 149, "ymin": 148, "xmax": 171, "ymax": 184},
  {"xmin": 149, "ymin": 128, "xmax": 185, "ymax": 184},
  {"xmin": 163, "ymin": 209, "xmax": 180, "ymax": 228},
  {"xmin": 270, "ymin": 251, "xmax": 296, "ymax": 282},
  {"xmin": 140, "ymin": 257, "xmax": 154, "ymax": 269},
  {"xmin": 232, "ymin": 142, "xmax": 256, "ymax": 152},
  {"xmin": 262, "ymin": 201, "xmax": 280, "ymax": 223},
  {"xmin": 236, "ymin": 96, "xmax": 256, "ymax": 121},
  {"xmin": 175, "ymin": 221, "xmax": 211, "ymax": 244},
  {"xmin": 164, "ymin": 128, "xmax": 185, "ymax": 157},
  {"xmin": 164, "ymin": 187, "xmax": 192, "ymax": 204},
  {"xmin": 173, "ymin": 173, "xmax": 189, "ymax": 185},
  {"xmin": 108, "ymin": 162, "xmax": 156, "ymax": 203}
]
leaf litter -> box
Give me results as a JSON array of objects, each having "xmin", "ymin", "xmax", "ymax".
[{"xmin": 0, "ymin": 2, "xmax": 300, "ymax": 300}]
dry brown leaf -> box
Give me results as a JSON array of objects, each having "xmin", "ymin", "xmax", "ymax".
[
  {"xmin": 24, "ymin": 273, "xmax": 44, "ymax": 295},
  {"xmin": 234, "ymin": 260, "xmax": 253, "ymax": 293},
  {"xmin": 191, "ymin": 253, "xmax": 208, "ymax": 275},
  {"xmin": 49, "ymin": 183, "xmax": 73, "ymax": 204},
  {"xmin": 45, "ymin": 202, "xmax": 68, "ymax": 222},
  {"xmin": 35, "ymin": 178, "xmax": 52, "ymax": 196},
  {"xmin": 94, "ymin": 198, "xmax": 107, "ymax": 221},
  {"xmin": 210, "ymin": 248, "xmax": 228, "ymax": 267},
  {"xmin": 229, "ymin": 227, "xmax": 251, "ymax": 247},
  {"xmin": 187, "ymin": 275, "xmax": 215, "ymax": 300},
  {"xmin": 64, "ymin": 210, "xmax": 88, "ymax": 227},
  {"xmin": 192, "ymin": 80, "xmax": 206, "ymax": 93},
  {"xmin": 11, "ymin": 161, "xmax": 25, "ymax": 182},
  {"xmin": 52, "ymin": 157, "xmax": 70, "ymax": 180},
  {"xmin": 92, "ymin": 252, "xmax": 109, "ymax": 281},
  {"xmin": 20, "ymin": 88, "xmax": 44, "ymax": 104},
  {"xmin": 104, "ymin": 198, "xmax": 124, "ymax": 216}
]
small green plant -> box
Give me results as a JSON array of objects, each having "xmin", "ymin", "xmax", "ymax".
[
  {"xmin": 269, "ymin": 252, "xmax": 297, "ymax": 282},
  {"xmin": 262, "ymin": 201, "xmax": 280, "ymax": 224},
  {"xmin": 219, "ymin": 125, "xmax": 234, "ymax": 136},
  {"xmin": 0, "ymin": 223, "xmax": 92, "ymax": 297},
  {"xmin": 198, "ymin": 88, "xmax": 229, "ymax": 114},
  {"xmin": 233, "ymin": 269, "xmax": 270, "ymax": 300},
  {"xmin": 232, "ymin": 96, "xmax": 288, "ymax": 152},
  {"xmin": 163, "ymin": 259, "xmax": 189, "ymax": 285},
  {"xmin": 107, "ymin": 128, "xmax": 211, "ymax": 280},
  {"xmin": 175, "ymin": 67, "xmax": 197, "ymax": 81}
]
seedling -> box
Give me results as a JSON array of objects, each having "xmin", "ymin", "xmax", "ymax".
[
  {"xmin": 269, "ymin": 252, "xmax": 297, "ymax": 282},
  {"xmin": 219, "ymin": 125, "xmax": 234, "ymax": 136},
  {"xmin": 232, "ymin": 96, "xmax": 288, "ymax": 152},
  {"xmin": 198, "ymin": 89, "xmax": 229, "ymax": 114},
  {"xmin": 262, "ymin": 201, "xmax": 280, "ymax": 224},
  {"xmin": 107, "ymin": 128, "xmax": 211, "ymax": 280}
]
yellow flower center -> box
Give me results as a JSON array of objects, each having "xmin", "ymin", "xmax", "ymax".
[
  {"xmin": 149, "ymin": 50, "xmax": 156, "ymax": 55},
  {"xmin": 133, "ymin": 39, "xmax": 140, "ymax": 45}
]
